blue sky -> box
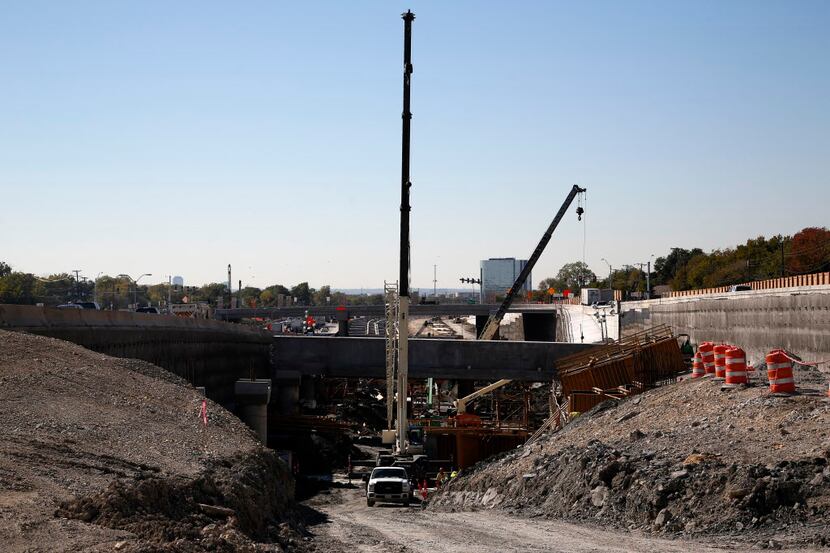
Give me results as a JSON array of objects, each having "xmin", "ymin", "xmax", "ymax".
[{"xmin": 1, "ymin": 1, "xmax": 828, "ymax": 290}]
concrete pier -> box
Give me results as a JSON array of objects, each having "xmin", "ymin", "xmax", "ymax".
[{"xmin": 234, "ymin": 379, "xmax": 272, "ymax": 443}]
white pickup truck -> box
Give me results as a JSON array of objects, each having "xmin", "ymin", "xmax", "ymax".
[{"xmin": 366, "ymin": 466, "xmax": 411, "ymax": 507}]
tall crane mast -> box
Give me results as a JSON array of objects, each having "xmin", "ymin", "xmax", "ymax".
[{"xmin": 396, "ymin": 9, "xmax": 415, "ymax": 455}]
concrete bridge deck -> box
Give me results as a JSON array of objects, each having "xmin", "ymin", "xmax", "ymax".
[
  {"xmin": 214, "ymin": 303, "xmax": 560, "ymax": 320},
  {"xmin": 271, "ymin": 336, "xmax": 592, "ymax": 381}
]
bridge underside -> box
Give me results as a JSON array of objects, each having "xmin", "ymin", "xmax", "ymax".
[{"xmin": 271, "ymin": 336, "xmax": 593, "ymax": 381}]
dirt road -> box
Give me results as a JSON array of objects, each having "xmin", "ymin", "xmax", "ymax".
[{"xmin": 304, "ymin": 486, "xmax": 822, "ymax": 553}]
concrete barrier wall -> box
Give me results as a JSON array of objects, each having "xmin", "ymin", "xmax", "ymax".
[
  {"xmin": 618, "ymin": 286, "xmax": 830, "ymax": 366},
  {"xmin": 0, "ymin": 304, "xmax": 272, "ymax": 406}
]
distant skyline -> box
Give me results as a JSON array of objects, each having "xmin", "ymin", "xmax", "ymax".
[{"xmin": 2, "ymin": 1, "xmax": 828, "ymax": 289}]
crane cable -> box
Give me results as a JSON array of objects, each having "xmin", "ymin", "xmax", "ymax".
[{"xmin": 582, "ymin": 189, "xmax": 587, "ymax": 267}]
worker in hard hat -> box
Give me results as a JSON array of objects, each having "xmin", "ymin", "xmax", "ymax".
[{"xmin": 450, "ymin": 469, "xmax": 458, "ymax": 479}]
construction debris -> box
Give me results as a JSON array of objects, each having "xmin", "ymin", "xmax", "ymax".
[
  {"xmin": 430, "ymin": 352, "xmax": 830, "ymax": 549},
  {"xmin": 0, "ymin": 330, "xmax": 303, "ymax": 552}
]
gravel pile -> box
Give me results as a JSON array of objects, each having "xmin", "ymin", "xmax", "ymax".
[
  {"xmin": 0, "ymin": 329, "xmax": 301, "ymax": 552},
  {"xmin": 431, "ymin": 365, "xmax": 830, "ymax": 549}
]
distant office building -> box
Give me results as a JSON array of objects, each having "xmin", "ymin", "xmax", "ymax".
[{"xmin": 480, "ymin": 258, "xmax": 531, "ymax": 302}]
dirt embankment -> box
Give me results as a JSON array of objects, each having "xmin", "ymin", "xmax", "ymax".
[
  {"xmin": 0, "ymin": 329, "xmax": 301, "ymax": 552},
  {"xmin": 431, "ymin": 366, "xmax": 830, "ymax": 549}
]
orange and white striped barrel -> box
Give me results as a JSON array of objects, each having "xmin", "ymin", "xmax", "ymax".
[
  {"xmin": 699, "ymin": 342, "xmax": 715, "ymax": 375},
  {"xmin": 724, "ymin": 347, "xmax": 748, "ymax": 385},
  {"xmin": 766, "ymin": 349, "xmax": 784, "ymax": 382},
  {"xmin": 713, "ymin": 344, "xmax": 730, "ymax": 379},
  {"xmin": 691, "ymin": 352, "xmax": 705, "ymax": 378},
  {"xmin": 766, "ymin": 350, "xmax": 795, "ymax": 394}
]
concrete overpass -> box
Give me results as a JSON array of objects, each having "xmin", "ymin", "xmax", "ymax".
[
  {"xmin": 271, "ymin": 336, "xmax": 592, "ymax": 381},
  {"xmin": 213, "ymin": 303, "xmax": 560, "ymax": 320}
]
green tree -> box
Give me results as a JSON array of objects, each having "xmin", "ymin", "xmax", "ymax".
[
  {"xmin": 555, "ymin": 261, "xmax": 597, "ymax": 291},
  {"xmin": 290, "ymin": 282, "xmax": 313, "ymax": 305},
  {"xmin": 313, "ymin": 285, "xmax": 332, "ymax": 306},
  {"xmin": 0, "ymin": 272, "xmax": 36, "ymax": 304},
  {"xmin": 259, "ymin": 289, "xmax": 275, "ymax": 305}
]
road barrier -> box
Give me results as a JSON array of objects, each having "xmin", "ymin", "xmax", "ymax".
[
  {"xmin": 698, "ymin": 342, "xmax": 715, "ymax": 375},
  {"xmin": 713, "ymin": 344, "xmax": 730, "ymax": 380},
  {"xmin": 766, "ymin": 350, "xmax": 796, "ymax": 394},
  {"xmin": 724, "ymin": 347, "xmax": 748, "ymax": 385},
  {"xmin": 665, "ymin": 271, "xmax": 830, "ymax": 298},
  {"xmin": 691, "ymin": 352, "xmax": 705, "ymax": 378}
]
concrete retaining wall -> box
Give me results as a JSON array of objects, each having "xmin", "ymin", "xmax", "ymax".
[
  {"xmin": 0, "ymin": 304, "xmax": 272, "ymax": 406},
  {"xmin": 618, "ymin": 286, "xmax": 830, "ymax": 366}
]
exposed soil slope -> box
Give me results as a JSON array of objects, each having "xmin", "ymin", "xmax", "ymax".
[
  {"xmin": 431, "ymin": 366, "xmax": 830, "ymax": 549},
  {"xmin": 0, "ymin": 329, "xmax": 297, "ymax": 552}
]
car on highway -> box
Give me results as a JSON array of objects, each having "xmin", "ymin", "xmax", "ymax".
[
  {"xmin": 135, "ymin": 306, "xmax": 160, "ymax": 314},
  {"xmin": 728, "ymin": 285, "xmax": 752, "ymax": 292},
  {"xmin": 55, "ymin": 303, "xmax": 83, "ymax": 309},
  {"xmin": 366, "ymin": 466, "xmax": 411, "ymax": 507}
]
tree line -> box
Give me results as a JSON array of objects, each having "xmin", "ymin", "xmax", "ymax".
[
  {"xmin": 0, "ymin": 265, "xmax": 384, "ymax": 309},
  {"xmin": 536, "ymin": 226, "xmax": 829, "ymax": 297},
  {"xmin": 2, "ymin": 227, "xmax": 827, "ymax": 306}
]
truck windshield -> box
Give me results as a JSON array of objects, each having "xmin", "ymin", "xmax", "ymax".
[{"xmin": 372, "ymin": 468, "xmax": 407, "ymax": 479}]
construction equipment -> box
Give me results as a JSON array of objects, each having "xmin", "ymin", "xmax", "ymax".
[
  {"xmin": 394, "ymin": 9, "xmax": 415, "ymax": 455},
  {"xmin": 477, "ymin": 184, "xmax": 586, "ymax": 342},
  {"xmin": 454, "ymin": 184, "xmax": 586, "ymax": 415}
]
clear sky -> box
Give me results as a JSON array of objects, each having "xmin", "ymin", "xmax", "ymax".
[{"xmin": 1, "ymin": 1, "xmax": 828, "ymax": 290}]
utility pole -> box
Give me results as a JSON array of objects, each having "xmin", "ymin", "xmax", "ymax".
[
  {"xmin": 238, "ymin": 279, "xmax": 242, "ymax": 307},
  {"xmin": 780, "ymin": 240, "xmax": 785, "ymax": 277},
  {"xmin": 396, "ymin": 9, "xmax": 415, "ymax": 456},
  {"xmin": 433, "ymin": 264, "xmax": 437, "ymax": 298},
  {"xmin": 168, "ymin": 275, "xmax": 172, "ymax": 314},
  {"xmin": 72, "ymin": 269, "xmax": 81, "ymax": 300},
  {"xmin": 227, "ymin": 264, "xmax": 232, "ymax": 308}
]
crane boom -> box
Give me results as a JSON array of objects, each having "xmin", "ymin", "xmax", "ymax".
[
  {"xmin": 455, "ymin": 184, "xmax": 585, "ymax": 416},
  {"xmin": 478, "ymin": 184, "xmax": 586, "ymax": 341}
]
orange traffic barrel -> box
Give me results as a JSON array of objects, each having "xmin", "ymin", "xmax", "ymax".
[
  {"xmin": 699, "ymin": 342, "xmax": 715, "ymax": 375},
  {"xmin": 713, "ymin": 344, "xmax": 730, "ymax": 379},
  {"xmin": 724, "ymin": 347, "xmax": 748, "ymax": 385},
  {"xmin": 691, "ymin": 352, "xmax": 705, "ymax": 378},
  {"xmin": 766, "ymin": 350, "xmax": 796, "ymax": 394},
  {"xmin": 766, "ymin": 349, "xmax": 785, "ymax": 382}
]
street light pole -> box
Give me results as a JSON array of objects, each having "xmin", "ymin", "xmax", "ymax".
[
  {"xmin": 601, "ymin": 258, "xmax": 612, "ymax": 287},
  {"xmin": 94, "ymin": 272, "xmax": 103, "ymax": 306},
  {"xmin": 119, "ymin": 273, "xmax": 152, "ymax": 309}
]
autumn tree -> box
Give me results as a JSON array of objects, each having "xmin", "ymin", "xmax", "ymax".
[{"xmin": 787, "ymin": 227, "xmax": 830, "ymax": 275}]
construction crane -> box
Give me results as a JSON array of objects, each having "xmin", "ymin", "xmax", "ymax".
[
  {"xmin": 395, "ymin": 9, "xmax": 415, "ymax": 455},
  {"xmin": 456, "ymin": 184, "xmax": 586, "ymax": 415}
]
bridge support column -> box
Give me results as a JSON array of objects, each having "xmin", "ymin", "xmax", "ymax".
[
  {"xmin": 273, "ymin": 370, "xmax": 301, "ymax": 415},
  {"xmin": 336, "ymin": 310, "xmax": 350, "ymax": 336},
  {"xmin": 522, "ymin": 313, "xmax": 557, "ymax": 342},
  {"xmin": 234, "ymin": 379, "xmax": 272, "ymax": 443},
  {"xmin": 300, "ymin": 375, "xmax": 317, "ymax": 409}
]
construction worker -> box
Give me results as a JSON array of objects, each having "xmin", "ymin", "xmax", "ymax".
[
  {"xmin": 435, "ymin": 467, "xmax": 447, "ymax": 488},
  {"xmin": 450, "ymin": 469, "xmax": 458, "ymax": 479}
]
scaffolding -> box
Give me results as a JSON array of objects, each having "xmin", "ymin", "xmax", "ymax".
[{"xmin": 384, "ymin": 281, "xmax": 399, "ymax": 430}]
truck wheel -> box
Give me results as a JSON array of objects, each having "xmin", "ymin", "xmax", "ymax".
[
  {"xmin": 403, "ymin": 498, "xmax": 410, "ymax": 507},
  {"xmin": 367, "ymin": 499, "xmax": 375, "ymax": 507}
]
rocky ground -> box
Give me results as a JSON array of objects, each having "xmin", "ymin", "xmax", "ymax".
[
  {"xmin": 300, "ymin": 480, "xmax": 824, "ymax": 553},
  {"xmin": 0, "ymin": 329, "xmax": 303, "ymax": 552},
  {"xmin": 430, "ymin": 363, "xmax": 830, "ymax": 549}
]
